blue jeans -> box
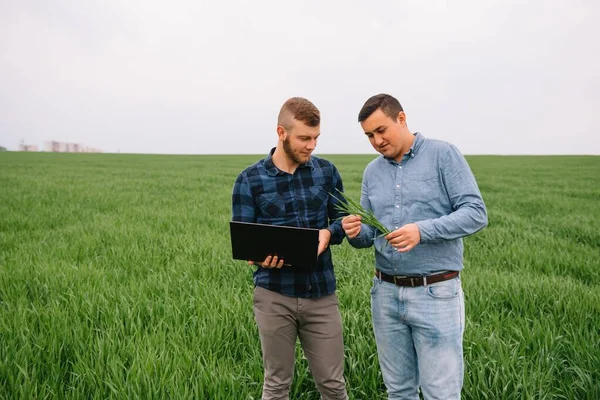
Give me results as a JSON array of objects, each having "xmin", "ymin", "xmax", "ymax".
[{"xmin": 370, "ymin": 275, "xmax": 465, "ymax": 400}]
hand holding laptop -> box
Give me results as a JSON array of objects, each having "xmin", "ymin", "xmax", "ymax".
[
  {"xmin": 248, "ymin": 255, "xmax": 286, "ymax": 269},
  {"xmin": 246, "ymin": 229, "xmax": 331, "ymax": 269},
  {"xmin": 317, "ymin": 229, "xmax": 331, "ymax": 256}
]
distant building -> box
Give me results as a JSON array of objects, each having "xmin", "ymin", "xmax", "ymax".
[
  {"xmin": 45, "ymin": 141, "xmax": 61, "ymax": 152},
  {"xmin": 19, "ymin": 144, "xmax": 38, "ymax": 152},
  {"xmin": 44, "ymin": 141, "xmax": 103, "ymax": 153},
  {"xmin": 83, "ymin": 146, "xmax": 103, "ymax": 153}
]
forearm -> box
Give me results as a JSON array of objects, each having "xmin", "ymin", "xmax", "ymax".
[
  {"xmin": 417, "ymin": 145, "xmax": 488, "ymax": 242},
  {"xmin": 327, "ymin": 219, "xmax": 345, "ymax": 245},
  {"xmin": 416, "ymin": 201, "xmax": 488, "ymax": 243},
  {"xmin": 347, "ymin": 223, "xmax": 376, "ymax": 248},
  {"xmin": 327, "ymin": 165, "xmax": 348, "ymax": 245}
]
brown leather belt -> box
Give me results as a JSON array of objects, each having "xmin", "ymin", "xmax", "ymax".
[{"xmin": 376, "ymin": 269, "xmax": 459, "ymax": 287}]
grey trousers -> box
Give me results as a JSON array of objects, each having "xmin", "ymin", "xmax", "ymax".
[{"xmin": 253, "ymin": 286, "xmax": 348, "ymax": 400}]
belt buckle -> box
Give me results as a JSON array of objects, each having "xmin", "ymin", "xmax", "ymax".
[{"xmin": 393, "ymin": 275, "xmax": 401, "ymax": 286}]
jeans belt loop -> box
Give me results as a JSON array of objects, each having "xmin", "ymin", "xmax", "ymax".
[{"xmin": 423, "ymin": 276, "xmax": 428, "ymax": 288}]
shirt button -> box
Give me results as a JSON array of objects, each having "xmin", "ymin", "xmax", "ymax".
[
  {"xmin": 395, "ymin": 226, "xmax": 399, "ymax": 229},
  {"xmin": 395, "ymin": 205, "xmax": 399, "ymax": 208},
  {"xmin": 307, "ymin": 285, "xmax": 312, "ymax": 291},
  {"xmin": 398, "ymin": 166, "xmax": 402, "ymax": 169},
  {"xmin": 396, "ymin": 184, "xmax": 400, "ymax": 188}
]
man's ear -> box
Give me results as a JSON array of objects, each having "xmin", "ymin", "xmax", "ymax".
[
  {"xmin": 276, "ymin": 125, "xmax": 287, "ymax": 140},
  {"xmin": 397, "ymin": 111, "xmax": 406, "ymax": 125}
]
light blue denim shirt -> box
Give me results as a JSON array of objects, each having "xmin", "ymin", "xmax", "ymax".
[{"xmin": 348, "ymin": 132, "xmax": 488, "ymax": 276}]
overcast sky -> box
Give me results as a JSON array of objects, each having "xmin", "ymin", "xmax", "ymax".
[{"xmin": 1, "ymin": 0, "xmax": 599, "ymax": 155}]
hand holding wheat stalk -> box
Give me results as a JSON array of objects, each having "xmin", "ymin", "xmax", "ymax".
[{"xmin": 329, "ymin": 189, "xmax": 391, "ymax": 240}]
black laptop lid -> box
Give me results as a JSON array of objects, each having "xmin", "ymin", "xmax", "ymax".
[{"xmin": 230, "ymin": 221, "xmax": 320, "ymax": 268}]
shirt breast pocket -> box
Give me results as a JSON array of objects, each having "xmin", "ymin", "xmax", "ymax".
[
  {"xmin": 367, "ymin": 192, "xmax": 387, "ymax": 213},
  {"xmin": 407, "ymin": 178, "xmax": 440, "ymax": 204},
  {"xmin": 258, "ymin": 192, "xmax": 285, "ymax": 218},
  {"xmin": 309, "ymin": 186, "xmax": 328, "ymax": 212}
]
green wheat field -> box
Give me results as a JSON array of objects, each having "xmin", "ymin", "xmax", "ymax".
[{"xmin": 1, "ymin": 152, "xmax": 599, "ymax": 399}]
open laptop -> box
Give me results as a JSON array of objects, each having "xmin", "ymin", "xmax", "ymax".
[{"xmin": 230, "ymin": 221, "xmax": 320, "ymax": 268}]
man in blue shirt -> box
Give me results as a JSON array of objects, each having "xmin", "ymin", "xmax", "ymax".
[
  {"xmin": 342, "ymin": 94, "xmax": 488, "ymax": 399},
  {"xmin": 232, "ymin": 97, "xmax": 348, "ymax": 400}
]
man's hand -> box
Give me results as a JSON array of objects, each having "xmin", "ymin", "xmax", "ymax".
[
  {"xmin": 342, "ymin": 215, "xmax": 362, "ymax": 239},
  {"xmin": 248, "ymin": 255, "xmax": 285, "ymax": 269},
  {"xmin": 318, "ymin": 229, "xmax": 331, "ymax": 256},
  {"xmin": 385, "ymin": 223, "xmax": 421, "ymax": 252}
]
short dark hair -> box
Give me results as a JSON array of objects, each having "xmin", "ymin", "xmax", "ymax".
[
  {"xmin": 358, "ymin": 93, "xmax": 403, "ymax": 122},
  {"xmin": 278, "ymin": 97, "xmax": 320, "ymax": 129}
]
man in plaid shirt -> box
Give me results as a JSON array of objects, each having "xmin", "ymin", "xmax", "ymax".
[{"xmin": 232, "ymin": 97, "xmax": 348, "ymax": 400}]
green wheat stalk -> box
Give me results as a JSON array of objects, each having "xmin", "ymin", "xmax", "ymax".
[{"xmin": 329, "ymin": 189, "xmax": 391, "ymax": 244}]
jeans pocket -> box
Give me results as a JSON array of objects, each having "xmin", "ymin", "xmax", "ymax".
[
  {"xmin": 426, "ymin": 278, "xmax": 459, "ymax": 299},
  {"xmin": 370, "ymin": 276, "xmax": 381, "ymax": 296}
]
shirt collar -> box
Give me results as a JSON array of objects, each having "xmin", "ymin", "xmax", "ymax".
[
  {"xmin": 385, "ymin": 132, "xmax": 424, "ymax": 165},
  {"xmin": 264, "ymin": 147, "xmax": 315, "ymax": 176}
]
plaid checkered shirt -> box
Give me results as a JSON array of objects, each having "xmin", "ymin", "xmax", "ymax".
[{"xmin": 231, "ymin": 148, "xmax": 346, "ymax": 298}]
